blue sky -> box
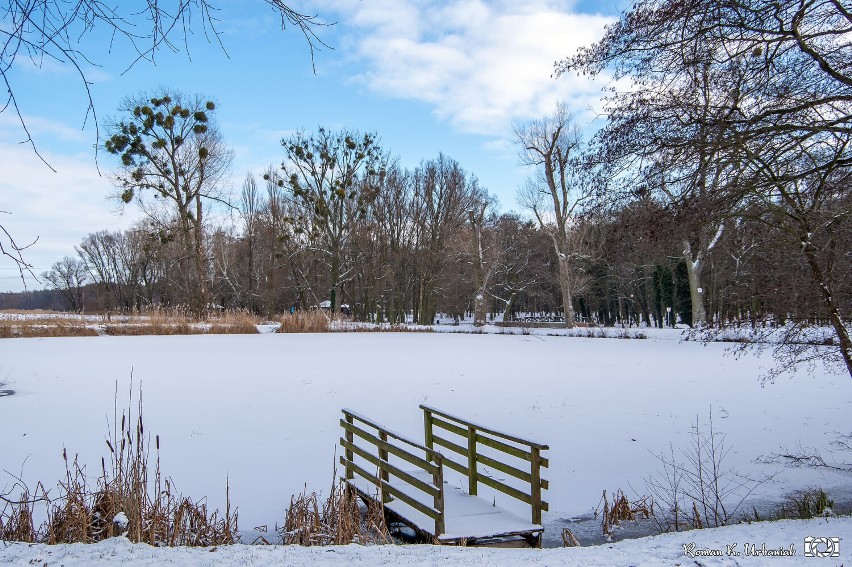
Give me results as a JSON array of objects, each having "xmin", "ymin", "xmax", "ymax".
[{"xmin": 0, "ymin": 0, "xmax": 623, "ymax": 292}]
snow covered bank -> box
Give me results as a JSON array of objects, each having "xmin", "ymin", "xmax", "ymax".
[{"xmin": 2, "ymin": 516, "xmax": 849, "ymax": 566}]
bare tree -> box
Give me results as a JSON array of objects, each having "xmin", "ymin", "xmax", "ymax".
[
  {"xmin": 468, "ymin": 201, "xmax": 499, "ymax": 327},
  {"xmin": 105, "ymin": 89, "xmax": 233, "ymax": 316},
  {"xmin": 515, "ymin": 104, "xmax": 595, "ymax": 328},
  {"xmin": 559, "ymin": 0, "xmax": 852, "ymax": 376},
  {"xmin": 271, "ymin": 128, "xmax": 385, "ymax": 314},
  {"xmin": 489, "ymin": 215, "xmax": 551, "ymax": 322},
  {"xmin": 42, "ymin": 256, "xmax": 88, "ymax": 312},
  {"xmin": 410, "ymin": 155, "xmax": 485, "ymax": 324}
]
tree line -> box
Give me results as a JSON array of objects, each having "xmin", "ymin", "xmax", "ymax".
[{"xmin": 9, "ymin": 0, "xmax": 849, "ymax": 378}]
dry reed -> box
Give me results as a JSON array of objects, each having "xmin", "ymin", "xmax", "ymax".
[
  {"xmin": 0, "ymin": 386, "xmax": 238, "ymax": 546},
  {"xmin": 280, "ymin": 471, "xmax": 390, "ymax": 546},
  {"xmin": 278, "ymin": 310, "xmax": 331, "ymax": 333},
  {"xmin": 561, "ymin": 527, "xmax": 581, "ymax": 547},
  {"xmin": 102, "ymin": 323, "xmax": 201, "ymax": 336},
  {"xmin": 207, "ymin": 310, "xmax": 260, "ymax": 335},
  {"xmin": 597, "ymin": 489, "xmax": 653, "ymax": 538},
  {"xmin": 0, "ymin": 319, "xmax": 98, "ymax": 338}
]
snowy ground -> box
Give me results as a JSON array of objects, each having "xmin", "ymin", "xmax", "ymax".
[
  {"xmin": 1, "ymin": 516, "xmax": 849, "ymax": 565},
  {"xmin": 1, "ymin": 329, "xmax": 851, "ymax": 558}
]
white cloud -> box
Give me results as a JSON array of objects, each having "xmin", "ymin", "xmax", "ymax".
[
  {"xmin": 322, "ymin": 0, "xmax": 613, "ymax": 136},
  {"xmin": 0, "ymin": 139, "xmax": 141, "ymax": 292}
]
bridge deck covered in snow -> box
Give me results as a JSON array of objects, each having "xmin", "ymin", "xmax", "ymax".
[{"xmin": 339, "ymin": 405, "xmax": 549, "ymax": 547}]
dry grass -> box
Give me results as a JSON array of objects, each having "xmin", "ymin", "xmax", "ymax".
[
  {"xmin": 0, "ymin": 319, "xmax": 99, "ymax": 339},
  {"xmin": 0, "ymin": 308, "xmax": 262, "ymax": 338},
  {"xmin": 102, "ymin": 323, "xmax": 202, "ymax": 336},
  {"xmin": 279, "ymin": 471, "xmax": 390, "ymax": 546},
  {"xmin": 0, "ymin": 388, "xmax": 238, "ymax": 546},
  {"xmin": 0, "ymin": 308, "xmax": 436, "ymax": 337},
  {"xmin": 278, "ymin": 310, "xmax": 331, "ymax": 333},
  {"xmin": 0, "ymin": 485, "xmax": 45, "ymax": 542},
  {"xmin": 207, "ymin": 310, "xmax": 260, "ymax": 335},
  {"xmin": 597, "ymin": 489, "xmax": 653, "ymax": 539}
]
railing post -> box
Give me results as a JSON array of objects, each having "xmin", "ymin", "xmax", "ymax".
[
  {"xmin": 378, "ymin": 431, "xmax": 390, "ymax": 503},
  {"xmin": 467, "ymin": 425, "xmax": 477, "ymax": 496},
  {"xmin": 423, "ymin": 408, "xmax": 434, "ymax": 461},
  {"xmin": 531, "ymin": 446, "xmax": 542, "ymax": 525},
  {"xmin": 344, "ymin": 413, "xmax": 354, "ymax": 480},
  {"xmin": 433, "ymin": 453, "xmax": 445, "ymax": 537}
]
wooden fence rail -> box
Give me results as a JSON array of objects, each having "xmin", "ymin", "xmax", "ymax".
[
  {"xmin": 339, "ymin": 408, "xmax": 446, "ymax": 536},
  {"xmin": 420, "ymin": 404, "xmax": 549, "ymax": 525}
]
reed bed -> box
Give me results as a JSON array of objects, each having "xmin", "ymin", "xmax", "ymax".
[
  {"xmin": 0, "ymin": 308, "xmax": 436, "ymax": 337},
  {"xmin": 279, "ymin": 475, "xmax": 390, "ymax": 546},
  {"xmin": 0, "ymin": 308, "xmax": 262, "ymax": 338},
  {"xmin": 0, "ymin": 390, "xmax": 237, "ymax": 546},
  {"xmin": 206, "ymin": 310, "xmax": 260, "ymax": 335},
  {"xmin": 278, "ymin": 310, "xmax": 331, "ymax": 333},
  {"xmin": 0, "ymin": 319, "xmax": 99, "ymax": 338}
]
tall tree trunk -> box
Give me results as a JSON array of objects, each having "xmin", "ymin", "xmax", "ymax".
[
  {"xmin": 683, "ymin": 239, "xmax": 707, "ymax": 327},
  {"xmin": 802, "ymin": 243, "xmax": 852, "ymax": 379},
  {"xmin": 503, "ymin": 292, "xmax": 517, "ymax": 322},
  {"xmin": 470, "ymin": 210, "xmax": 487, "ymax": 327},
  {"xmin": 192, "ymin": 196, "xmax": 209, "ymax": 319},
  {"xmin": 556, "ymin": 248, "xmax": 576, "ymax": 329}
]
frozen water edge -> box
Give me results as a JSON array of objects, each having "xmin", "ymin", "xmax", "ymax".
[{"xmin": 1, "ymin": 332, "xmax": 851, "ymax": 556}]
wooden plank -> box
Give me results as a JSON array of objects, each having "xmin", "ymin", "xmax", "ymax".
[
  {"xmin": 420, "ymin": 405, "xmax": 548, "ymax": 450},
  {"xmin": 478, "ymin": 474, "xmax": 532, "ymax": 505},
  {"xmin": 432, "ymin": 453, "xmax": 445, "ymax": 537},
  {"xmin": 476, "ymin": 433, "xmax": 532, "ymax": 462},
  {"xmin": 342, "ymin": 408, "xmax": 436, "ymax": 455},
  {"xmin": 340, "ymin": 457, "xmax": 440, "ymax": 522},
  {"xmin": 378, "ymin": 480, "xmax": 443, "ymax": 523},
  {"xmin": 441, "ymin": 456, "xmax": 469, "ymax": 476},
  {"xmin": 424, "ymin": 409, "xmax": 434, "ymax": 461},
  {"xmin": 430, "ymin": 416, "xmax": 467, "ymax": 438},
  {"xmin": 341, "ymin": 419, "xmax": 437, "ymax": 474},
  {"xmin": 345, "ymin": 414, "xmax": 354, "ymax": 480},
  {"xmin": 432, "ymin": 434, "xmax": 468, "ymax": 458},
  {"xmin": 378, "ymin": 431, "xmax": 389, "ymax": 502},
  {"xmin": 531, "ymin": 446, "xmax": 542, "ymax": 525},
  {"xmin": 467, "ymin": 425, "xmax": 477, "ymax": 496},
  {"xmin": 476, "ymin": 453, "xmax": 531, "ymax": 484},
  {"xmin": 340, "ymin": 439, "xmax": 440, "ymax": 499}
]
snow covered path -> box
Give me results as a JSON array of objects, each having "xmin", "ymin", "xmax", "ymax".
[
  {"xmin": 1, "ymin": 331, "xmax": 851, "ymax": 546},
  {"xmin": 1, "ymin": 516, "xmax": 849, "ymax": 566}
]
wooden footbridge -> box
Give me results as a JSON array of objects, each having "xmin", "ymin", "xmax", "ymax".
[{"xmin": 339, "ymin": 405, "xmax": 549, "ymax": 547}]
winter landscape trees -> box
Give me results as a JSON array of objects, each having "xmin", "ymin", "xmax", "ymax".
[
  {"xmin": 556, "ymin": 0, "xmax": 852, "ymax": 377},
  {"xmin": 1, "ymin": 0, "xmax": 849, "ymax": 379},
  {"xmin": 104, "ymin": 90, "xmax": 232, "ymax": 316},
  {"xmin": 515, "ymin": 104, "xmax": 596, "ymax": 329}
]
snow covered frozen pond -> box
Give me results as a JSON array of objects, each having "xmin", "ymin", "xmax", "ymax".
[{"xmin": 1, "ymin": 330, "xmax": 850, "ymax": 549}]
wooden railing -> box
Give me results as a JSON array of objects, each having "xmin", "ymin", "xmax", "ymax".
[
  {"xmin": 420, "ymin": 404, "xmax": 549, "ymax": 525},
  {"xmin": 339, "ymin": 409, "xmax": 446, "ymax": 537}
]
